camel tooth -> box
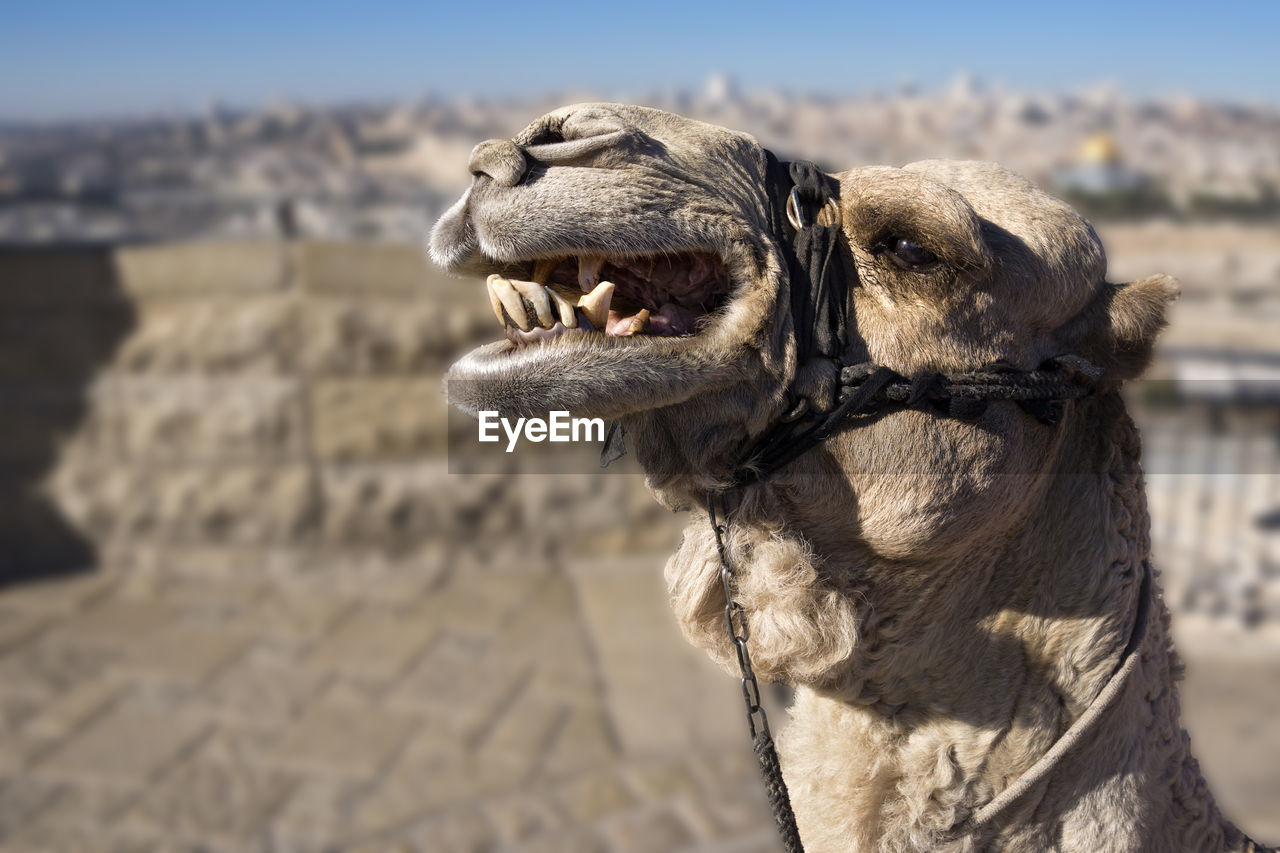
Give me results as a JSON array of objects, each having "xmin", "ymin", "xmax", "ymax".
[
  {"xmin": 620, "ymin": 308, "xmax": 651, "ymax": 336},
  {"xmin": 549, "ymin": 289, "xmax": 578, "ymax": 328},
  {"xmin": 578, "ymin": 254, "xmax": 604, "ymax": 292},
  {"xmin": 577, "ymin": 280, "xmax": 614, "ymax": 330},
  {"xmin": 511, "ymin": 278, "xmax": 554, "ymax": 328},
  {"xmin": 489, "ymin": 275, "xmax": 530, "ymax": 331},
  {"xmin": 532, "ymin": 258, "xmax": 559, "ymax": 284},
  {"xmin": 485, "ymin": 275, "xmax": 507, "ymax": 327}
]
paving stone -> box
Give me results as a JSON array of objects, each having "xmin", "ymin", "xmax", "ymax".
[
  {"xmin": 114, "ymin": 678, "xmax": 203, "ymax": 716},
  {"xmin": 687, "ymin": 749, "xmax": 763, "ymax": 793},
  {"xmin": 556, "ymin": 771, "xmax": 637, "ymax": 823},
  {"xmin": 116, "ymin": 626, "xmax": 251, "ymax": 683},
  {"xmin": 269, "ymin": 774, "xmax": 368, "ymax": 838},
  {"xmin": 685, "ymin": 784, "xmax": 773, "ymax": 839},
  {"xmin": 409, "ymin": 571, "xmax": 551, "ymax": 636},
  {"xmin": 503, "ymin": 574, "xmax": 599, "ymax": 695},
  {"xmin": 265, "ymin": 700, "xmax": 419, "ymax": 777},
  {"xmin": 203, "ymin": 649, "xmax": 329, "ymax": 724},
  {"xmin": 21, "ymin": 778, "xmax": 140, "ymax": 824},
  {"xmin": 0, "ymin": 636, "xmax": 120, "ymax": 698},
  {"xmin": 0, "ymin": 574, "xmax": 114, "ymax": 615},
  {"xmin": 474, "ymin": 687, "xmax": 565, "ymax": 769},
  {"xmin": 680, "ymin": 831, "xmax": 788, "ymax": 853},
  {"xmin": 0, "ymin": 689, "xmax": 44, "ymax": 737},
  {"xmin": 513, "ymin": 825, "xmax": 611, "ymax": 853},
  {"xmin": 197, "ymin": 724, "xmax": 286, "ymax": 766},
  {"xmin": 536, "ymin": 705, "xmax": 617, "ymax": 783},
  {"xmin": 0, "ymin": 821, "xmax": 161, "ymax": 853},
  {"xmin": 0, "ymin": 609, "xmax": 51, "ymax": 654},
  {"xmin": 250, "ymin": 587, "xmax": 355, "ymax": 641},
  {"xmin": 126, "ymin": 757, "xmax": 296, "ymax": 843},
  {"xmin": 625, "ymin": 758, "xmax": 704, "ymax": 804},
  {"xmin": 157, "ymin": 577, "xmax": 266, "ymax": 628},
  {"xmin": 306, "ymin": 605, "xmax": 435, "ymax": 682},
  {"xmin": 386, "ymin": 631, "xmax": 530, "ymax": 742},
  {"xmin": 0, "ymin": 731, "xmax": 60, "ymax": 774},
  {"xmin": 397, "ymin": 807, "xmax": 500, "ymax": 853},
  {"xmin": 23, "ymin": 676, "xmax": 125, "ymax": 738},
  {"xmin": 601, "ymin": 804, "xmax": 697, "ymax": 852},
  {"xmin": 0, "ymin": 775, "xmax": 61, "ymax": 844},
  {"xmin": 569, "ymin": 556, "xmax": 744, "ymax": 756},
  {"xmin": 55, "ymin": 596, "xmax": 174, "ymax": 647},
  {"xmin": 37, "ymin": 707, "xmax": 209, "ymax": 784},
  {"xmin": 484, "ymin": 792, "xmax": 567, "ymax": 844},
  {"xmin": 347, "ymin": 752, "xmax": 528, "ymax": 835}
]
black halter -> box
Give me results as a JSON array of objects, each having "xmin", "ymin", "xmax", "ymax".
[{"xmin": 735, "ymin": 150, "xmax": 1102, "ymax": 488}]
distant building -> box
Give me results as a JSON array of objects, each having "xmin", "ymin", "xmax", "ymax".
[{"xmin": 1055, "ymin": 132, "xmax": 1148, "ymax": 195}]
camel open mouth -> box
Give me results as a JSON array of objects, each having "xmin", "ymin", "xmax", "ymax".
[{"xmin": 484, "ymin": 251, "xmax": 733, "ymax": 348}]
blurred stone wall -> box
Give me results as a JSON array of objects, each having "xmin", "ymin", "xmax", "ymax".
[
  {"xmin": 1, "ymin": 240, "xmax": 681, "ymax": 588},
  {"xmin": 3, "ymin": 228, "xmax": 1278, "ymax": 609}
]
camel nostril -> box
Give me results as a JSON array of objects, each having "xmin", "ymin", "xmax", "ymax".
[{"xmin": 468, "ymin": 139, "xmax": 527, "ymax": 187}]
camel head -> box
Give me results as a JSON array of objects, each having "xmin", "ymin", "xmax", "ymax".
[
  {"xmin": 433, "ymin": 102, "xmax": 1175, "ymax": 517},
  {"xmin": 429, "ymin": 107, "xmax": 1280, "ymax": 853}
]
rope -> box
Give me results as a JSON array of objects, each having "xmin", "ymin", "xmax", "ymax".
[
  {"xmin": 755, "ymin": 730, "xmax": 806, "ymax": 853},
  {"xmin": 731, "ymin": 357, "xmax": 1099, "ymax": 488},
  {"xmin": 942, "ymin": 561, "xmax": 1153, "ymax": 840}
]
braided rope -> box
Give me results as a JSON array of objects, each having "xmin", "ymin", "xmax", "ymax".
[{"xmin": 755, "ymin": 731, "xmax": 805, "ymax": 853}]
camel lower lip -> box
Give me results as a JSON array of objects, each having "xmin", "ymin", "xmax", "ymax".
[{"xmin": 468, "ymin": 327, "xmax": 676, "ymax": 361}]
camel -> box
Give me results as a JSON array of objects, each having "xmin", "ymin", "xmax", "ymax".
[{"xmin": 431, "ymin": 103, "xmax": 1273, "ymax": 852}]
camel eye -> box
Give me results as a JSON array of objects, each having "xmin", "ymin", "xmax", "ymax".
[{"xmin": 884, "ymin": 238, "xmax": 937, "ymax": 270}]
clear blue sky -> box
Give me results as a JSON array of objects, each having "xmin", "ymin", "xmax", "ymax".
[{"xmin": 2, "ymin": 0, "xmax": 1276, "ymax": 119}]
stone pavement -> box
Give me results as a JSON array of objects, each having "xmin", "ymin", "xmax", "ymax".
[
  {"xmin": 4, "ymin": 558, "xmax": 1280, "ymax": 852},
  {"xmin": 0, "ymin": 549, "xmax": 787, "ymax": 852}
]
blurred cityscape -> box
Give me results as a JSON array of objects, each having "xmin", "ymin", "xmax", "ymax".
[
  {"xmin": 2, "ymin": 73, "xmax": 1279, "ymax": 244},
  {"xmin": 0, "ymin": 75, "xmax": 1277, "ymax": 851}
]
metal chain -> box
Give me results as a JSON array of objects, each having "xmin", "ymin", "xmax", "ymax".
[{"xmin": 706, "ymin": 490, "xmax": 771, "ymax": 739}]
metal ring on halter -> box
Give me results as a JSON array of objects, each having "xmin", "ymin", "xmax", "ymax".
[
  {"xmin": 786, "ymin": 187, "xmax": 806, "ymax": 230},
  {"xmin": 787, "ymin": 187, "xmax": 842, "ymax": 231}
]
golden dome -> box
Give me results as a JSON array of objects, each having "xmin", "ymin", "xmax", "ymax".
[{"xmin": 1080, "ymin": 133, "xmax": 1120, "ymax": 164}]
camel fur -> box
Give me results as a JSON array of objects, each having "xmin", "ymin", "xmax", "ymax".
[{"xmin": 432, "ymin": 103, "xmax": 1273, "ymax": 852}]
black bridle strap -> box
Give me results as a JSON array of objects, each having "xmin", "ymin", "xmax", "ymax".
[
  {"xmin": 731, "ymin": 355, "xmax": 1102, "ymax": 488},
  {"xmin": 765, "ymin": 152, "xmax": 848, "ymax": 364}
]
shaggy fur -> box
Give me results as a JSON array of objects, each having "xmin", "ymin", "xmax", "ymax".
[{"xmin": 433, "ymin": 103, "xmax": 1272, "ymax": 852}]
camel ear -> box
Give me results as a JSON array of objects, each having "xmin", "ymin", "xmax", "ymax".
[
  {"xmin": 1104, "ymin": 274, "xmax": 1180, "ymax": 380},
  {"xmin": 1060, "ymin": 274, "xmax": 1180, "ymax": 383}
]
